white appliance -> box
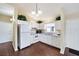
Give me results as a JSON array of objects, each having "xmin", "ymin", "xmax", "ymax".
[
  {"xmin": 18, "ymin": 21, "xmax": 39, "ymax": 49},
  {"xmin": 18, "ymin": 21, "xmax": 31, "ymax": 49}
]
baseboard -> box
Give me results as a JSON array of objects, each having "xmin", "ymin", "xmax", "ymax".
[
  {"xmin": 60, "ymin": 50, "xmax": 65, "ymax": 54},
  {"xmin": 64, "ymin": 47, "xmax": 79, "ymax": 56},
  {"xmin": 12, "ymin": 41, "xmax": 18, "ymax": 52},
  {"xmin": 0, "ymin": 41, "xmax": 12, "ymax": 44}
]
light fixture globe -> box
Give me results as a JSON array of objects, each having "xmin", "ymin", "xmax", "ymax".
[
  {"xmin": 38, "ymin": 10, "xmax": 42, "ymax": 15},
  {"xmin": 32, "ymin": 11, "xmax": 36, "ymax": 15},
  {"xmin": 31, "ymin": 3, "xmax": 42, "ymax": 17}
]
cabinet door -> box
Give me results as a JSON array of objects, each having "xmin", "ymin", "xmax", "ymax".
[
  {"xmin": 39, "ymin": 34, "xmax": 52, "ymax": 44},
  {"xmin": 51, "ymin": 36, "xmax": 60, "ymax": 48},
  {"xmin": 20, "ymin": 33, "xmax": 32, "ymax": 49}
]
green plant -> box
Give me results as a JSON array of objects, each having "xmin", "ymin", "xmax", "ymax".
[
  {"xmin": 37, "ymin": 20, "xmax": 43, "ymax": 24},
  {"xmin": 56, "ymin": 16, "xmax": 61, "ymax": 21},
  {"xmin": 17, "ymin": 15, "xmax": 27, "ymax": 21}
]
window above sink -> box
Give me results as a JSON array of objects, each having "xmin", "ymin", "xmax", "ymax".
[{"xmin": 44, "ymin": 23, "xmax": 55, "ymax": 33}]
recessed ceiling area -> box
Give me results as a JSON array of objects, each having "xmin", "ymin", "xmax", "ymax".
[
  {"xmin": 9, "ymin": 3, "xmax": 79, "ymax": 22},
  {"xmin": 10, "ymin": 3, "xmax": 62, "ymax": 21}
]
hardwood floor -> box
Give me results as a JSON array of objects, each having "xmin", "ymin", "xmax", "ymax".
[
  {"xmin": 0, "ymin": 42, "xmax": 14, "ymax": 56},
  {"xmin": 0, "ymin": 41, "xmax": 62, "ymax": 56}
]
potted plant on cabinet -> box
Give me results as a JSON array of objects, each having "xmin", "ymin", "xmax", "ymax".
[{"xmin": 17, "ymin": 15, "xmax": 27, "ymax": 21}]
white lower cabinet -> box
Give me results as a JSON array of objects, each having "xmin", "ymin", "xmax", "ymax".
[
  {"xmin": 39, "ymin": 34, "xmax": 60, "ymax": 48},
  {"xmin": 20, "ymin": 33, "xmax": 60, "ymax": 49}
]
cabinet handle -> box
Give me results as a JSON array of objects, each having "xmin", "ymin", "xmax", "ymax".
[{"xmin": 35, "ymin": 35, "xmax": 38, "ymax": 38}]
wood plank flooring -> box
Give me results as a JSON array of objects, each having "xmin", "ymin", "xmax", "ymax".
[
  {"xmin": 0, "ymin": 41, "xmax": 63, "ymax": 56},
  {"xmin": 0, "ymin": 42, "xmax": 14, "ymax": 56}
]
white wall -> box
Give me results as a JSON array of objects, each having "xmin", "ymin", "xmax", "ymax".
[
  {"xmin": 0, "ymin": 21, "xmax": 13, "ymax": 43},
  {"xmin": 0, "ymin": 3, "xmax": 14, "ymax": 16},
  {"xmin": 65, "ymin": 18, "xmax": 79, "ymax": 51}
]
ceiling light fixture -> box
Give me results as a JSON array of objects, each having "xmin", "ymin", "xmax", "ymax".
[{"xmin": 31, "ymin": 3, "xmax": 42, "ymax": 17}]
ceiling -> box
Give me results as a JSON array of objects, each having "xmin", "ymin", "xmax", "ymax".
[
  {"xmin": 10, "ymin": 3, "xmax": 79, "ymax": 19},
  {"xmin": 9, "ymin": 3, "xmax": 79, "ymax": 22},
  {"xmin": 11, "ymin": 3, "xmax": 61, "ymax": 19}
]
